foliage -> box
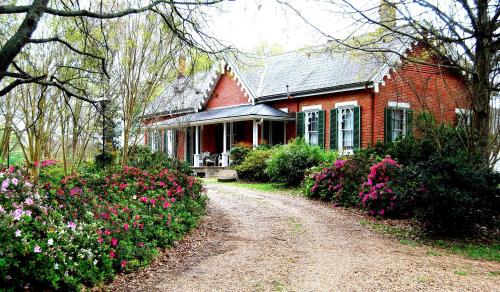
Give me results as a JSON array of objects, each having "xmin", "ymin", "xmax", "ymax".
[
  {"xmin": 0, "ymin": 163, "xmax": 206, "ymax": 290},
  {"xmin": 234, "ymin": 149, "xmax": 272, "ymax": 182},
  {"xmin": 94, "ymin": 151, "xmax": 115, "ymax": 169},
  {"xmin": 303, "ymin": 157, "xmax": 370, "ymax": 207},
  {"xmin": 405, "ymin": 154, "xmax": 500, "ymax": 235},
  {"xmin": 229, "ymin": 142, "xmax": 252, "ymax": 166},
  {"xmin": 266, "ymin": 138, "xmax": 327, "ymax": 186},
  {"xmin": 359, "ymin": 157, "xmax": 410, "ymax": 217},
  {"xmin": 126, "ymin": 145, "xmax": 193, "ymax": 175}
]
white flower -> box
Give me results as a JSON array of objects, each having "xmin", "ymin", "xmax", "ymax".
[
  {"xmin": 54, "ymin": 263, "xmax": 59, "ymax": 270},
  {"xmin": 93, "ymin": 259, "xmax": 98, "ymax": 265},
  {"xmin": 47, "ymin": 238, "xmax": 54, "ymax": 245},
  {"xmin": 15, "ymin": 229, "xmax": 21, "ymax": 237}
]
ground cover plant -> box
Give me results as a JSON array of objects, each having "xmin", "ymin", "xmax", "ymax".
[{"xmin": 0, "ymin": 161, "xmax": 206, "ymax": 290}]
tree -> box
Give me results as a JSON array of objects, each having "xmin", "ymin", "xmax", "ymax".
[
  {"xmin": 0, "ymin": 0, "xmax": 228, "ymax": 104},
  {"xmin": 282, "ymin": 0, "xmax": 500, "ymax": 166}
]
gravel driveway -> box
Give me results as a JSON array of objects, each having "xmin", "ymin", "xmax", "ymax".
[{"xmin": 109, "ymin": 183, "xmax": 500, "ymax": 291}]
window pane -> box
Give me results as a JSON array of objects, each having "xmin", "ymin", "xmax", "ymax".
[
  {"xmin": 391, "ymin": 109, "xmax": 405, "ymax": 141},
  {"xmin": 340, "ymin": 108, "xmax": 354, "ymax": 150}
]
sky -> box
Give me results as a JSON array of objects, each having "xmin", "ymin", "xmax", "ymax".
[{"xmin": 202, "ymin": 0, "xmax": 349, "ymax": 53}]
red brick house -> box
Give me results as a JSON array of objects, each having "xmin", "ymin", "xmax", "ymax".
[{"xmin": 143, "ymin": 38, "xmax": 469, "ymax": 167}]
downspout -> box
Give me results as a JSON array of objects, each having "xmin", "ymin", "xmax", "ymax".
[{"xmin": 370, "ymin": 82, "xmax": 377, "ymax": 146}]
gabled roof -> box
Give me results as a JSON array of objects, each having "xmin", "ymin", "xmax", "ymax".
[
  {"xmin": 146, "ymin": 36, "xmax": 413, "ymax": 117},
  {"xmin": 150, "ymin": 103, "xmax": 293, "ymax": 129}
]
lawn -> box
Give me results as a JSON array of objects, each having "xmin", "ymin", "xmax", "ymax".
[
  {"xmin": 360, "ymin": 219, "xmax": 500, "ymax": 262},
  {"xmin": 202, "ymin": 178, "xmax": 300, "ymax": 194}
]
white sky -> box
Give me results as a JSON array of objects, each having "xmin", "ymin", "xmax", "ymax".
[{"xmin": 203, "ymin": 0, "xmax": 348, "ymax": 53}]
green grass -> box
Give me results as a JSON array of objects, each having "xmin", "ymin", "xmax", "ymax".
[
  {"xmin": 453, "ymin": 268, "xmax": 469, "ymax": 276},
  {"xmin": 359, "ymin": 219, "xmax": 500, "ymax": 262},
  {"xmin": 203, "ymin": 178, "xmax": 298, "ymax": 194},
  {"xmin": 434, "ymin": 240, "xmax": 500, "ymax": 262}
]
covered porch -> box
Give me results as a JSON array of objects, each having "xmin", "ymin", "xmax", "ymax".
[{"xmin": 150, "ymin": 104, "xmax": 294, "ymax": 167}]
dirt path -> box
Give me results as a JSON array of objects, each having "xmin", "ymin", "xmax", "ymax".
[{"xmin": 109, "ymin": 183, "xmax": 500, "ymax": 291}]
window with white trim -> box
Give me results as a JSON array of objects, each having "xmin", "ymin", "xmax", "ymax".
[
  {"xmin": 305, "ymin": 111, "xmax": 319, "ymax": 146},
  {"xmin": 339, "ymin": 107, "xmax": 354, "ymax": 151},
  {"xmin": 391, "ymin": 109, "xmax": 406, "ymax": 141}
]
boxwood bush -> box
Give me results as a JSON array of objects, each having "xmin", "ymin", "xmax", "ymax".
[
  {"xmin": 234, "ymin": 149, "xmax": 273, "ymax": 182},
  {"xmin": 266, "ymin": 138, "xmax": 327, "ymax": 187}
]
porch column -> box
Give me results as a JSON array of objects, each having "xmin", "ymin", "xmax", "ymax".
[
  {"xmin": 194, "ymin": 125, "xmax": 201, "ymax": 167},
  {"xmin": 252, "ymin": 119, "xmax": 259, "ymax": 148},
  {"xmin": 221, "ymin": 122, "xmax": 229, "ymax": 167}
]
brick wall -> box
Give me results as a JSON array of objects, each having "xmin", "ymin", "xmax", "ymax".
[
  {"xmin": 373, "ymin": 62, "xmax": 470, "ymax": 143},
  {"xmin": 267, "ymin": 90, "xmax": 374, "ymax": 149},
  {"xmin": 205, "ymin": 70, "xmax": 250, "ymax": 109}
]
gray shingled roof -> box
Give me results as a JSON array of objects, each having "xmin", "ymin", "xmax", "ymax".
[
  {"xmin": 143, "ymin": 70, "xmax": 216, "ymax": 117},
  {"xmin": 152, "ymin": 103, "xmax": 292, "ymax": 128},
  {"xmin": 147, "ymin": 37, "xmax": 410, "ymax": 116}
]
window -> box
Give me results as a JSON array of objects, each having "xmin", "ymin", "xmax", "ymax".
[
  {"xmin": 391, "ymin": 109, "xmax": 406, "ymax": 140},
  {"xmin": 385, "ymin": 106, "xmax": 412, "ymax": 143},
  {"xmin": 339, "ymin": 107, "xmax": 354, "ymax": 151},
  {"xmin": 305, "ymin": 111, "xmax": 319, "ymax": 146},
  {"xmin": 455, "ymin": 108, "xmax": 471, "ymax": 128}
]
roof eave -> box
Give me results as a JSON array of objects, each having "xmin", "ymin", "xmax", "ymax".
[
  {"xmin": 140, "ymin": 108, "xmax": 196, "ymax": 119},
  {"xmin": 255, "ymin": 82, "xmax": 372, "ymax": 102}
]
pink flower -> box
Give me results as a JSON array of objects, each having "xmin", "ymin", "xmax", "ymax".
[
  {"xmin": 34, "ymin": 245, "xmax": 42, "ymax": 253},
  {"xmin": 104, "ymin": 229, "xmax": 111, "ymax": 236},
  {"xmin": 121, "ymin": 260, "xmax": 127, "ymax": 268},
  {"xmin": 149, "ymin": 198, "xmax": 156, "ymax": 205},
  {"xmin": 109, "ymin": 250, "xmax": 115, "ymax": 258},
  {"xmin": 67, "ymin": 221, "xmax": 77, "ymax": 230},
  {"xmin": 170, "ymin": 197, "xmax": 176, "ymax": 203},
  {"xmin": 97, "ymin": 237, "xmax": 104, "ymax": 243},
  {"xmin": 379, "ymin": 209, "xmax": 385, "ymax": 216},
  {"xmin": 8, "ymin": 166, "xmax": 15, "ymax": 173},
  {"xmin": 15, "ymin": 229, "xmax": 21, "ymax": 237},
  {"xmin": 123, "ymin": 223, "xmax": 129, "ymax": 231},
  {"xmin": 163, "ymin": 201, "xmax": 170, "ymax": 209},
  {"xmin": 111, "ymin": 238, "xmax": 118, "ymax": 246},
  {"xmin": 69, "ymin": 187, "xmax": 83, "ymax": 196},
  {"xmin": 140, "ymin": 196, "xmax": 148, "ymax": 203},
  {"xmin": 24, "ymin": 198, "xmax": 34, "ymax": 205}
]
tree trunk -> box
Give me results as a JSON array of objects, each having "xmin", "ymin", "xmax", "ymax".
[{"xmin": 470, "ymin": 0, "xmax": 493, "ymax": 164}]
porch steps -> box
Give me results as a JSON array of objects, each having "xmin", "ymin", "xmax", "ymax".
[{"xmin": 192, "ymin": 166, "xmax": 237, "ymax": 179}]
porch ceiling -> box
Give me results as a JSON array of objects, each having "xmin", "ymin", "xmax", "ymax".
[{"xmin": 149, "ymin": 104, "xmax": 294, "ymax": 129}]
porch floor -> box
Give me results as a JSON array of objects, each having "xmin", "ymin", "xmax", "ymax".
[{"xmin": 192, "ymin": 166, "xmax": 237, "ymax": 179}]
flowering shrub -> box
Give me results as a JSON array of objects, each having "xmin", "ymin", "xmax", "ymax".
[
  {"xmin": 303, "ymin": 160, "xmax": 357, "ymax": 205},
  {"xmin": 359, "ymin": 156, "xmax": 404, "ymax": 217},
  {"xmin": 0, "ymin": 165, "xmax": 206, "ymax": 290}
]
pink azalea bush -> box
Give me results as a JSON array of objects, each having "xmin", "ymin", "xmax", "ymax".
[
  {"xmin": 359, "ymin": 156, "xmax": 403, "ymax": 217},
  {"xmin": 304, "ymin": 159, "xmax": 358, "ymax": 206},
  {"xmin": 1, "ymin": 164, "xmax": 206, "ymax": 290}
]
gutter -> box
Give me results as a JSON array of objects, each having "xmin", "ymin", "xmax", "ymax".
[
  {"xmin": 255, "ymin": 82, "xmax": 373, "ymax": 103},
  {"xmin": 147, "ymin": 114, "xmax": 295, "ymax": 130}
]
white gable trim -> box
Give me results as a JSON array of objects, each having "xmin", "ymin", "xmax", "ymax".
[{"xmin": 225, "ymin": 58, "xmax": 257, "ymax": 104}]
